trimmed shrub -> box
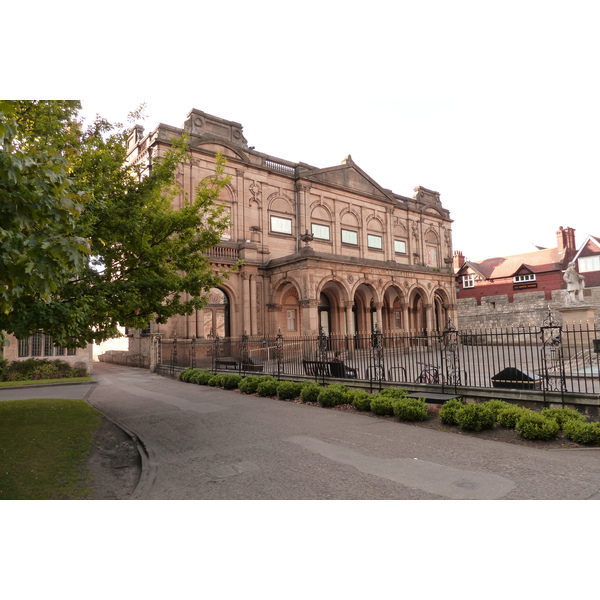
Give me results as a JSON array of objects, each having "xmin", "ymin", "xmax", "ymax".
[
  {"xmin": 379, "ymin": 387, "xmax": 408, "ymax": 399},
  {"xmin": 190, "ymin": 370, "xmax": 214, "ymax": 385},
  {"xmin": 351, "ymin": 390, "xmax": 373, "ymax": 412},
  {"xmin": 456, "ymin": 403, "xmax": 496, "ymax": 431},
  {"xmin": 497, "ymin": 406, "xmax": 532, "ymax": 429},
  {"xmin": 221, "ymin": 374, "xmax": 242, "ymax": 390},
  {"xmin": 541, "ymin": 407, "xmax": 585, "ymax": 428},
  {"xmin": 256, "ymin": 376, "xmax": 279, "ymax": 397},
  {"xmin": 317, "ymin": 384, "xmax": 351, "ymax": 408},
  {"xmin": 277, "ymin": 380, "xmax": 304, "ymax": 400},
  {"xmin": 563, "ymin": 420, "xmax": 600, "ymax": 445},
  {"xmin": 482, "ymin": 400, "xmax": 513, "ymax": 419},
  {"xmin": 208, "ymin": 374, "xmax": 223, "ymax": 387},
  {"xmin": 238, "ymin": 376, "xmax": 262, "ymax": 394},
  {"xmin": 179, "ymin": 368, "xmax": 195, "ymax": 382},
  {"xmin": 392, "ymin": 397, "xmax": 429, "ymax": 422},
  {"xmin": 68, "ymin": 367, "xmax": 88, "ymax": 378},
  {"xmin": 516, "ymin": 413, "xmax": 560, "ymax": 441},
  {"xmin": 299, "ymin": 382, "xmax": 322, "ymax": 403},
  {"xmin": 369, "ymin": 395, "xmax": 395, "ymax": 416},
  {"xmin": 438, "ymin": 398, "xmax": 465, "ymax": 426}
]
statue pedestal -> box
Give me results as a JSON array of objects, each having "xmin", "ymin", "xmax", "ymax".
[{"xmin": 559, "ymin": 305, "xmax": 596, "ymax": 328}]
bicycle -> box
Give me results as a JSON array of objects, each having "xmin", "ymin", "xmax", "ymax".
[{"xmin": 415, "ymin": 362, "xmax": 442, "ymax": 384}]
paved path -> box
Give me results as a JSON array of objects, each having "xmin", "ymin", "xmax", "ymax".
[{"xmin": 4, "ymin": 361, "xmax": 600, "ymax": 499}]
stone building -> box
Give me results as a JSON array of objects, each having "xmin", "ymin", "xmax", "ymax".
[{"xmin": 125, "ymin": 108, "xmax": 457, "ymax": 342}]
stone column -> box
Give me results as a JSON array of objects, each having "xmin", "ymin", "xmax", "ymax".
[
  {"xmin": 374, "ymin": 302, "xmax": 383, "ymax": 330},
  {"xmin": 345, "ymin": 301, "xmax": 355, "ymax": 335},
  {"xmin": 300, "ymin": 299, "xmax": 319, "ymax": 334},
  {"xmin": 250, "ymin": 274, "xmax": 257, "ymax": 335},
  {"xmin": 242, "ymin": 271, "xmax": 251, "ymax": 334}
]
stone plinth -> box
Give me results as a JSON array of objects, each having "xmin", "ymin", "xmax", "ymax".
[{"xmin": 559, "ymin": 305, "xmax": 596, "ymax": 328}]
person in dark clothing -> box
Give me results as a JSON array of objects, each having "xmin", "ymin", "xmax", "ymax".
[{"xmin": 331, "ymin": 352, "xmax": 357, "ymax": 378}]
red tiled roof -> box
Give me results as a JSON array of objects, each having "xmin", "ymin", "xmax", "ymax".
[{"xmin": 466, "ymin": 247, "xmax": 564, "ymax": 280}]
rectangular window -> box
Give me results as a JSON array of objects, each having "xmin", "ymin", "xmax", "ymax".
[
  {"xmin": 311, "ymin": 223, "xmax": 330, "ymax": 240},
  {"xmin": 367, "ymin": 234, "xmax": 382, "ymax": 250},
  {"xmin": 462, "ymin": 274, "xmax": 475, "ymax": 288},
  {"xmin": 394, "ymin": 239, "xmax": 407, "ymax": 254},
  {"xmin": 341, "ymin": 229, "xmax": 358, "ymax": 245},
  {"xmin": 31, "ymin": 332, "xmax": 43, "ymax": 357},
  {"xmin": 513, "ymin": 274, "xmax": 536, "ymax": 283},
  {"xmin": 18, "ymin": 338, "xmax": 29, "ymax": 357},
  {"xmin": 44, "ymin": 335, "xmax": 54, "ymax": 357},
  {"xmin": 270, "ymin": 216, "xmax": 292, "ymax": 235},
  {"xmin": 286, "ymin": 309, "xmax": 297, "ymax": 331},
  {"xmin": 579, "ymin": 255, "xmax": 600, "ymax": 273}
]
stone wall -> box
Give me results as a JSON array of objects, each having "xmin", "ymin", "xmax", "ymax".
[{"xmin": 457, "ymin": 287, "xmax": 600, "ymax": 328}]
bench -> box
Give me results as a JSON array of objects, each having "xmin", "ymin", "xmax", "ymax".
[
  {"xmin": 303, "ymin": 360, "xmax": 357, "ymax": 379},
  {"xmin": 215, "ymin": 358, "xmax": 264, "ymax": 372},
  {"xmin": 215, "ymin": 359, "xmax": 238, "ymax": 370}
]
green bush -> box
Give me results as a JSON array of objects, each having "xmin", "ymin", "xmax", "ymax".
[
  {"xmin": 541, "ymin": 407, "xmax": 585, "ymax": 428},
  {"xmin": 277, "ymin": 380, "xmax": 304, "ymax": 400},
  {"xmin": 351, "ymin": 390, "xmax": 373, "ymax": 412},
  {"xmin": 179, "ymin": 368, "xmax": 195, "ymax": 382},
  {"xmin": 208, "ymin": 374, "xmax": 223, "ymax": 387},
  {"xmin": 256, "ymin": 377, "xmax": 279, "ymax": 397},
  {"xmin": 369, "ymin": 395, "xmax": 395, "ymax": 416},
  {"xmin": 563, "ymin": 420, "xmax": 600, "ymax": 445},
  {"xmin": 497, "ymin": 406, "xmax": 531, "ymax": 429},
  {"xmin": 392, "ymin": 397, "xmax": 429, "ymax": 422},
  {"xmin": 68, "ymin": 367, "xmax": 88, "ymax": 377},
  {"xmin": 379, "ymin": 387, "xmax": 408, "ymax": 399},
  {"xmin": 221, "ymin": 374, "xmax": 242, "ymax": 390},
  {"xmin": 438, "ymin": 398, "xmax": 465, "ymax": 426},
  {"xmin": 189, "ymin": 370, "xmax": 213, "ymax": 385},
  {"xmin": 2, "ymin": 358, "xmax": 75, "ymax": 381},
  {"xmin": 299, "ymin": 382, "xmax": 322, "ymax": 403},
  {"xmin": 516, "ymin": 413, "xmax": 560, "ymax": 441},
  {"xmin": 317, "ymin": 384, "xmax": 351, "ymax": 408},
  {"xmin": 482, "ymin": 400, "xmax": 513, "ymax": 419},
  {"xmin": 238, "ymin": 376, "xmax": 262, "ymax": 394},
  {"xmin": 455, "ymin": 403, "xmax": 496, "ymax": 431}
]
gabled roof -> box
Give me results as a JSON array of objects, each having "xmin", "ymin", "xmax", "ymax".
[
  {"xmin": 573, "ymin": 235, "xmax": 600, "ymax": 262},
  {"xmin": 303, "ymin": 155, "xmax": 396, "ymax": 203},
  {"xmin": 458, "ymin": 247, "xmax": 565, "ymax": 280}
]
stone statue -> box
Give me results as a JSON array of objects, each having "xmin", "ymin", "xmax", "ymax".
[{"xmin": 563, "ymin": 262, "xmax": 585, "ymax": 305}]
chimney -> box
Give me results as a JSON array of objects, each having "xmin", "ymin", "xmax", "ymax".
[
  {"xmin": 556, "ymin": 226, "xmax": 576, "ymax": 254},
  {"xmin": 453, "ymin": 250, "xmax": 466, "ymax": 271}
]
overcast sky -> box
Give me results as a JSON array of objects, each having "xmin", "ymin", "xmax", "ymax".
[{"xmin": 10, "ymin": 0, "xmax": 600, "ymax": 262}]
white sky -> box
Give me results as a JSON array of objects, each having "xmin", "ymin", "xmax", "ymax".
[{"xmin": 8, "ymin": 0, "xmax": 600, "ymax": 262}]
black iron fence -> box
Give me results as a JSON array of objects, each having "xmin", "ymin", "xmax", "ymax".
[{"xmin": 159, "ymin": 316, "xmax": 600, "ymax": 398}]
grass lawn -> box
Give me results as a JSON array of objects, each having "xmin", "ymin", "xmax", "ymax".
[
  {"xmin": 0, "ymin": 377, "xmax": 93, "ymax": 388},
  {"xmin": 0, "ymin": 398, "xmax": 102, "ymax": 500}
]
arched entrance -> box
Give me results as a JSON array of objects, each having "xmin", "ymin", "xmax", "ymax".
[
  {"xmin": 318, "ymin": 293, "xmax": 331, "ymax": 335},
  {"xmin": 409, "ymin": 289, "xmax": 427, "ymax": 335},
  {"xmin": 203, "ymin": 288, "xmax": 230, "ymax": 338},
  {"xmin": 353, "ymin": 283, "xmax": 378, "ymax": 334},
  {"xmin": 433, "ymin": 290, "xmax": 449, "ymax": 332}
]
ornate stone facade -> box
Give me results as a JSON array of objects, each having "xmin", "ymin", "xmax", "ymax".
[{"xmin": 126, "ymin": 109, "xmax": 457, "ymax": 339}]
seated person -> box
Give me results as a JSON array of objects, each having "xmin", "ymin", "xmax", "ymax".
[{"xmin": 331, "ymin": 352, "xmax": 358, "ymax": 378}]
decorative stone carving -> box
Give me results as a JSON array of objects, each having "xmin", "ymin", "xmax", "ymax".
[{"xmin": 563, "ymin": 262, "xmax": 586, "ymax": 305}]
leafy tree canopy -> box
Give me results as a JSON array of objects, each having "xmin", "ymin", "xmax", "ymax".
[{"xmin": 1, "ymin": 100, "xmax": 232, "ymax": 347}]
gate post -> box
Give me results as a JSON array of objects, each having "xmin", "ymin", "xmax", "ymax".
[{"xmin": 540, "ymin": 309, "xmax": 566, "ymax": 405}]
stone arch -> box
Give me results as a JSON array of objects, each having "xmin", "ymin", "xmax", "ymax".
[
  {"xmin": 316, "ymin": 278, "xmax": 350, "ymax": 335},
  {"xmin": 407, "ymin": 286, "xmax": 428, "ymax": 334},
  {"xmin": 273, "ymin": 279, "xmax": 302, "ymax": 335},
  {"xmin": 267, "ymin": 194, "xmax": 294, "ymax": 213},
  {"xmin": 340, "ymin": 208, "xmax": 360, "ymax": 227},
  {"xmin": 352, "ymin": 281, "xmax": 380, "ymax": 334},
  {"xmin": 432, "ymin": 287, "xmax": 451, "ymax": 332},
  {"xmin": 382, "ymin": 283, "xmax": 407, "ymax": 332}
]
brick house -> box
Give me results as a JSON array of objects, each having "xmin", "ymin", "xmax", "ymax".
[
  {"xmin": 124, "ymin": 108, "xmax": 457, "ymax": 343},
  {"xmin": 454, "ymin": 226, "xmax": 600, "ymax": 327}
]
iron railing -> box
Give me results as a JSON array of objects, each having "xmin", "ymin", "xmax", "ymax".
[{"xmin": 158, "ymin": 316, "xmax": 600, "ymax": 397}]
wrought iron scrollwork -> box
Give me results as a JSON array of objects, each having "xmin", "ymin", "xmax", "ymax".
[
  {"xmin": 442, "ymin": 319, "xmax": 463, "ymax": 386},
  {"xmin": 540, "ymin": 309, "xmax": 566, "ymax": 393}
]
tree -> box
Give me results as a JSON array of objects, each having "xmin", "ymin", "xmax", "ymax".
[{"xmin": 0, "ymin": 101, "xmax": 232, "ymax": 347}]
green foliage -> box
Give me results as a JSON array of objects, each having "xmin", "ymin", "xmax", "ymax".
[
  {"xmin": 481, "ymin": 400, "xmax": 513, "ymax": 419},
  {"xmin": 497, "ymin": 405, "xmax": 532, "ymax": 429},
  {"xmin": 392, "ymin": 397, "xmax": 429, "ymax": 422},
  {"xmin": 438, "ymin": 398, "xmax": 465, "ymax": 426},
  {"xmin": 299, "ymin": 382, "xmax": 322, "ymax": 403},
  {"xmin": 541, "ymin": 407, "xmax": 585, "ymax": 428},
  {"xmin": 455, "ymin": 403, "xmax": 496, "ymax": 431},
  {"xmin": 256, "ymin": 376, "xmax": 279, "ymax": 397},
  {"xmin": 369, "ymin": 395, "xmax": 395, "ymax": 416},
  {"xmin": 350, "ymin": 390, "xmax": 373, "ymax": 411},
  {"xmin": 516, "ymin": 413, "xmax": 560, "ymax": 441},
  {"xmin": 221, "ymin": 374, "xmax": 242, "ymax": 390},
  {"xmin": 379, "ymin": 387, "xmax": 408, "ymax": 399},
  {"xmin": 276, "ymin": 380, "xmax": 304, "ymax": 400},
  {"xmin": 179, "ymin": 368, "xmax": 194, "ymax": 382},
  {"xmin": 317, "ymin": 384, "xmax": 351, "ymax": 408},
  {"xmin": 1, "ymin": 101, "xmax": 232, "ymax": 347},
  {"xmin": 0, "ymin": 358, "xmax": 87, "ymax": 382},
  {"xmin": 563, "ymin": 420, "xmax": 600, "ymax": 445},
  {"xmin": 208, "ymin": 374, "xmax": 223, "ymax": 387},
  {"xmin": 238, "ymin": 375, "xmax": 262, "ymax": 394}
]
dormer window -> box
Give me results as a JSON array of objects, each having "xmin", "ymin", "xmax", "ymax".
[
  {"xmin": 462, "ymin": 274, "xmax": 475, "ymax": 288},
  {"xmin": 513, "ymin": 274, "xmax": 536, "ymax": 283}
]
